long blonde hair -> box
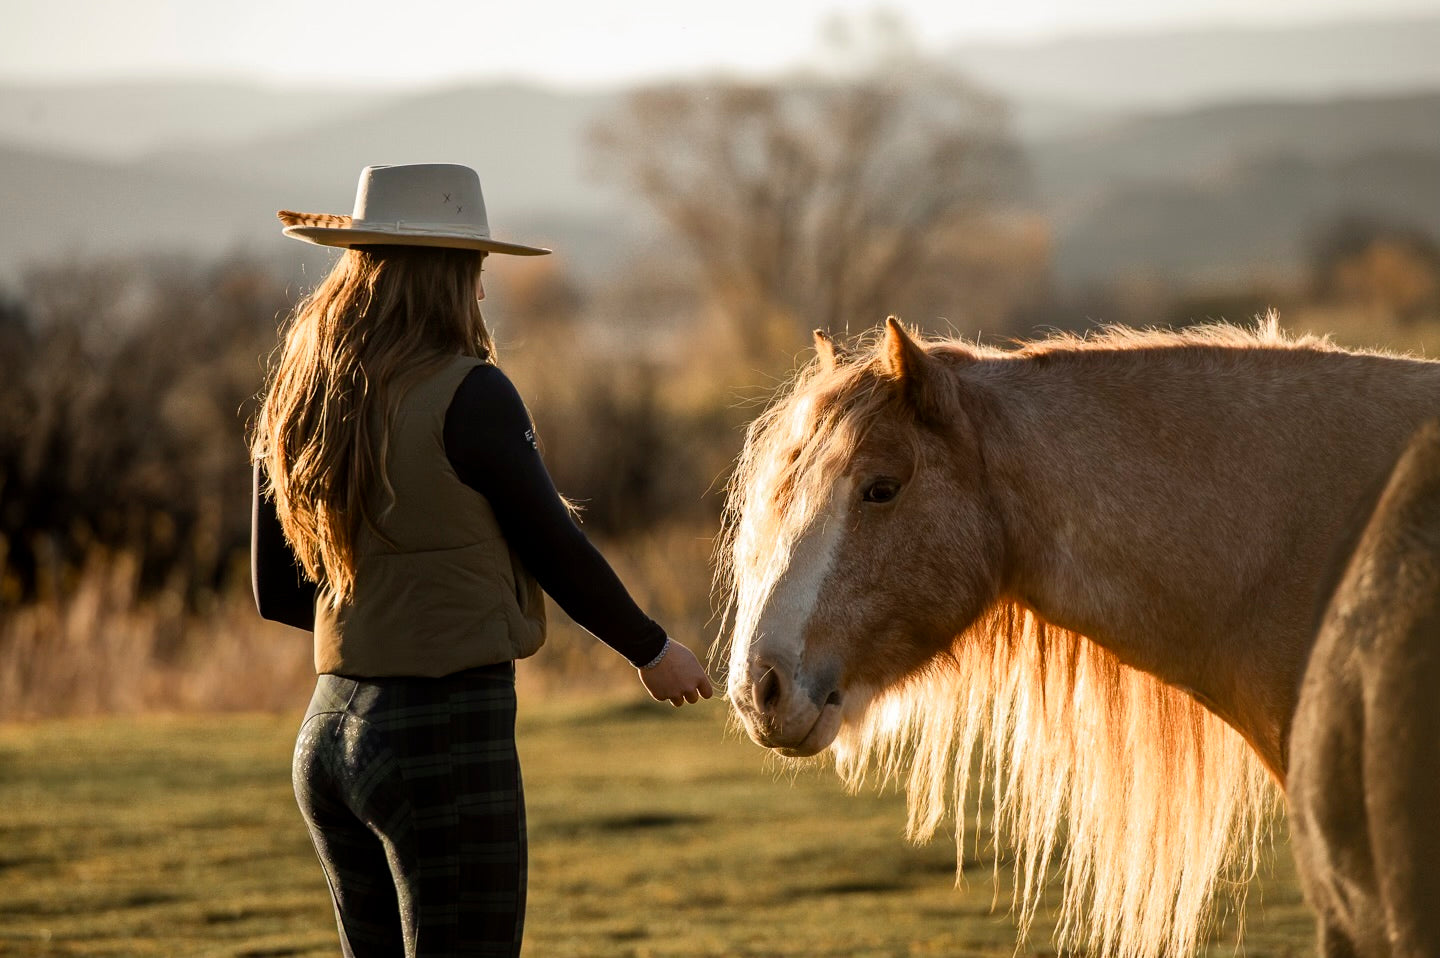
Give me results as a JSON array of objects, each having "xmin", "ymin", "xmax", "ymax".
[{"xmin": 251, "ymin": 245, "xmax": 492, "ymax": 602}]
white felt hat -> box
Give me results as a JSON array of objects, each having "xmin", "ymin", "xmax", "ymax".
[{"xmin": 277, "ymin": 163, "xmax": 550, "ymax": 256}]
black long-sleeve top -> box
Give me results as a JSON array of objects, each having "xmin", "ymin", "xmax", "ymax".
[{"xmin": 251, "ymin": 363, "xmax": 669, "ymax": 668}]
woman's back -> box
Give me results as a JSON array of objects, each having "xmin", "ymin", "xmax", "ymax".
[{"xmin": 314, "ymin": 353, "xmax": 545, "ymax": 678}]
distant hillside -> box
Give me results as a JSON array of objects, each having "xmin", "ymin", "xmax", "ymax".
[
  {"xmin": 7, "ymin": 15, "xmax": 1440, "ymax": 158},
  {"xmin": 5, "ymin": 18, "xmax": 1440, "ymax": 288},
  {"xmin": 0, "ymin": 143, "xmax": 303, "ymax": 274},
  {"xmin": 951, "ymin": 16, "xmax": 1440, "ymax": 112},
  {"xmin": 145, "ymin": 84, "xmax": 623, "ymax": 220},
  {"xmin": 0, "ymin": 82, "xmax": 637, "ymax": 281},
  {"xmin": 1031, "ymin": 93, "xmax": 1440, "ymax": 205},
  {"xmin": 0, "ymin": 80, "xmax": 395, "ymax": 159},
  {"xmin": 1051, "ymin": 150, "xmax": 1440, "ymax": 285},
  {"xmin": 0, "ymin": 138, "xmax": 638, "ymax": 285},
  {"xmin": 1026, "ymin": 93, "xmax": 1440, "ymax": 283}
]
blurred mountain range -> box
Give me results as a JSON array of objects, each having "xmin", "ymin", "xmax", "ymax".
[
  {"xmin": 948, "ymin": 16, "xmax": 1440, "ymax": 114},
  {"xmin": 3, "ymin": 15, "xmax": 1440, "ymax": 288}
]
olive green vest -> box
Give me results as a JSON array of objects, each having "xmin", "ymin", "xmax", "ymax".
[{"xmin": 313, "ymin": 355, "xmax": 547, "ymax": 676}]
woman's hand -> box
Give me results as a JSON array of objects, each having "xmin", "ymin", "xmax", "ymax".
[{"xmin": 638, "ymin": 640, "xmax": 714, "ymax": 707}]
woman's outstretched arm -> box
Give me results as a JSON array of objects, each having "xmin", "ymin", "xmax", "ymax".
[
  {"xmin": 444, "ymin": 364, "xmax": 711, "ymax": 703},
  {"xmin": 444, "ymin": 364, "xmax": 667, "ymax": 664}
]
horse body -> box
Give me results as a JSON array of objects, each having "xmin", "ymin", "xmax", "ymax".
[
  {"xmin": 976, "ymin": 335, "xmax": 1440, "ymax": 774},
  {"xmin": 720, "ymin": 318, "xmax": 1440, "ymax": 958},
  {"xmin": 1289, "ymin": 422, "xmax": 1440, "ymax": 958}
]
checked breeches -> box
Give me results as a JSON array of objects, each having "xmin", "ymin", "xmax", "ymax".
[{"xmin": 292, "ymin": 665, "xmax": 526, "ymax": 958}]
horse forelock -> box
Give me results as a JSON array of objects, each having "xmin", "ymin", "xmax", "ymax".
[{"xmin": 717, "ymin": 344, "xmax": 905, "ymax": 663}]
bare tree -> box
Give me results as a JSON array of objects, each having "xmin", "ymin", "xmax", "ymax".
[{"xmin": 593, "ymin": 51, "xmax": 1031, "ymax": 358}]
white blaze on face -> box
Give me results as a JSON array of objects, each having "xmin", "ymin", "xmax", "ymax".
[{"xmin": 729, "ymin": 475, "xmax": 854, "ymax": 694}]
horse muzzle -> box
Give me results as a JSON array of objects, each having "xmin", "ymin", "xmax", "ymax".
[{"xmin": 731, "ymin": 658, "xmax": 845, "ymax": 756}]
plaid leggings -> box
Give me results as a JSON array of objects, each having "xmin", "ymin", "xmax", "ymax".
[{"xmin": 292, "ymin": 663, "xmax": 526, "ymax": 957}]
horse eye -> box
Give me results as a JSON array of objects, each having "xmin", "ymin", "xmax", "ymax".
[{"xmin": 862, "ymin": 478, "xmax": 901, "ymax": 504}]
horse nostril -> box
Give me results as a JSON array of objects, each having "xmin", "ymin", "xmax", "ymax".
[
  {"xmin": 754, "ymin": 667, "xmax": 785, "ymax": 715},
  {"xmin": 824, "ymin": 690, "xmax": 842, "ymax": 708}
]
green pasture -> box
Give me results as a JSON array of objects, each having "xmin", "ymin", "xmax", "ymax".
[{"xmin": 0, "ymin": 699, "xmax": 1316, "ymax": 957}]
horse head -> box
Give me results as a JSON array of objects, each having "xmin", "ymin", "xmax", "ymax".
[{"xmin": 722, "ymin": 318, "xmax": 1004, "ymax": 756}]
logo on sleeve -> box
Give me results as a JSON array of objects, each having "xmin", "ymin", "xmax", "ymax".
[{"xmin": 523, "ymin": 427, "xmax": 537, "ymax": 450}]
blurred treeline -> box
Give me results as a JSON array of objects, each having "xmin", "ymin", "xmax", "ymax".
[{"xmin": 3, "ymin": 62, "xmax": 1440, "ymax": 719}]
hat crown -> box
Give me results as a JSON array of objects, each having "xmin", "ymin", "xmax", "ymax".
[
  {"xmin": 352, "ymin": 164, "xmax": 491, "ymax": 238},
  {"xmin": 278, "ymin": 162, "xmax": 549, "ymax": 254}
]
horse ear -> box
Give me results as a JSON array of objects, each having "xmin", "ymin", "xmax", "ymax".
[
  {"xmin": 813, "ymin": 328, "xmax": 848, "ymax": 371},
  {"xmin": 883, "ymin": 316, "xmax": 946, "ymax": 417},
  {"xmin": 884, "ymin": 316, "xmax": 924, "ymax": 379}
]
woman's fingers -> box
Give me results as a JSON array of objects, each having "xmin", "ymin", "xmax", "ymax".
[{"xmin": 666, "ymin": 685, "xmax": 704, "ymax": 707}]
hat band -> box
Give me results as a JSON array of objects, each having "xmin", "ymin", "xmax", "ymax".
[{"xmin": 350, "ymin": 219, "xmax": 492, "ymax": 239}]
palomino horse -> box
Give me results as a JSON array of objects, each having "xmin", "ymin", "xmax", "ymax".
[{"xmin": 719, "ymin": 316, "xmax": 1440, "ymax": 958}]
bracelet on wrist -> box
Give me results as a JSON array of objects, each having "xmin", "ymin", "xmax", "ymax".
[{"xmin": 639, "ymin": 637, "xmax": 672, "ymax": 671}]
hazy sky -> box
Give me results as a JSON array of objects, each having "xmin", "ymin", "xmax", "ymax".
[{"xmin": 6, "ymin": 0, "xmax": 1440, "ymax": 88}]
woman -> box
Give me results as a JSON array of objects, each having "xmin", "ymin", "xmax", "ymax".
[{"xmin": 250, "ymin": 163, "xmax": 712, "ymax": 957}]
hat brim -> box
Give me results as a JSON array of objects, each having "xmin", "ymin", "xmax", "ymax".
[{"xmin": 282, "ymin": 225, "xmax": 551, "ymax": 256}]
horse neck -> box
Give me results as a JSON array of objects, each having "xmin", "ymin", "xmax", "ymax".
[{"xmin": 972, "ymin": 344, "xmax": 1440, "ymax": 775}]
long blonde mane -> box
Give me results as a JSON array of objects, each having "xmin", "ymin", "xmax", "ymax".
[
  {"xmin": 719, "ymin": 322, "xmax": 1303, "ymax": 958},
  {"xmin": 835, "ymin": 609, "xmax": 1275, "ymax": 958}
]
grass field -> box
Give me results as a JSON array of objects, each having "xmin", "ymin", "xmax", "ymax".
[{"xmin": 0, "ymin": 695, "xmax": 1318, "ymax": 957}]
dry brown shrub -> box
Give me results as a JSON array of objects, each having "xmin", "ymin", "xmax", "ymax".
[{"xmin": 0, "ymin": 548, "xmax": 312, "ymax": 720}]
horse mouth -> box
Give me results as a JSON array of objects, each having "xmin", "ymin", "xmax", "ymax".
[{"xmin": 773, "ymin": 697, "xmax": 844, "ymax": 758}]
